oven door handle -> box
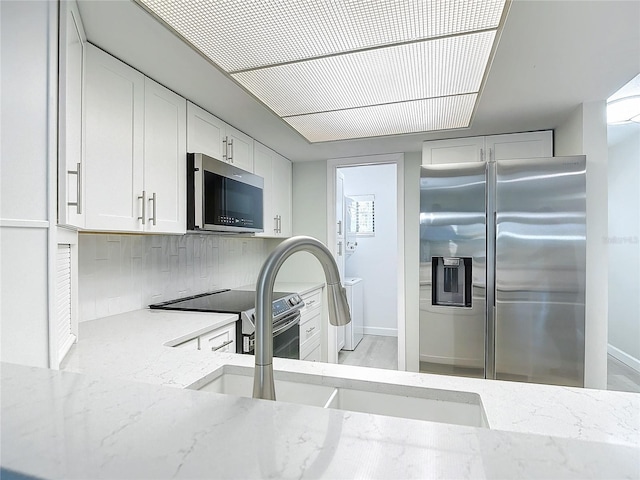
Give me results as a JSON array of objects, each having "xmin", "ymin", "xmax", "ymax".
[{"xmin": 273, "ymin": 311, "xmax": 301, "ymax": 338}]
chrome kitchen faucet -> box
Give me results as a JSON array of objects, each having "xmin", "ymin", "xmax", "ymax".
[{"xmin": 253, "ymin": 236, "xmax": 351, "ymax": 400}]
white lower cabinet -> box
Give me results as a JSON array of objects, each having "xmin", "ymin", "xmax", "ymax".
[
  {"xmin": 199, "ymin": 322, "xmax": 236, "ymax": 354},
  {"xmin": 299, "ymin": 287, "xmax": 323, "ymax": 362}
]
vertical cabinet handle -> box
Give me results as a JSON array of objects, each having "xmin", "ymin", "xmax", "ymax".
[
  {"xmin": 228, "ymin": 138, "xmax": 234, "ymax": 163},
  {"xmin": 67, "ymin": 163, "xmax": 82, "ymax": 214},
  {"xmin": 337, "ymin": 220, "xmax": 342, "ymax": 235},
  {"xmin": 138, "ymin": 191, "xmax": 146, "ymax": 224},
  {"xmin": 149, "ymin": 192, "xmax": 157, "ymax": 226},
  {"xmin": 222, "ymin": 137, "xmax": 228, "ymax": 162},
  {"xmin": 338, "ymin": 241, "xmax": 343, "ymax": 256}
]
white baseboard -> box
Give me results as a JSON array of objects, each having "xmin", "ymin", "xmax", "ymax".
[
  {"xmin": 363, "ymin": 326, "xmax": 397, "ymax": 337},
  {"xmin": 608, "ymin": 344, "xmax": 640, "ymax": 373}
]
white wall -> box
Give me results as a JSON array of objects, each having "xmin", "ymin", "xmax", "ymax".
[
  {"xmin": 555, "ymin": 101, "xmax": 609, "ymax": 389},
  {"xmin": 404, "ymin": 153, "xmax": 422, "ymax": 372},
  {"xmin": 607, "ymin": 123, "xmax": 640, "ymax": 370},
  {"xmin": 78, "ymin": 234, "xmax": 275, "ymax": 321},
  {"xmin": 0, "ymin": 1, "xmax": 56, "ymax": 367},
  {"xmin": 341, "ymin": 164, "xmax": 398, "ymax": 336}
]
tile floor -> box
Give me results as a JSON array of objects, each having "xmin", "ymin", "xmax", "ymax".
[{"xmin": 338, "ymin": 336, "xmax": 640, "ymax": 394}]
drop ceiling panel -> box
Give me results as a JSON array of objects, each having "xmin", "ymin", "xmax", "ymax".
[
  {"xmin": 284, "ymin": 94, "xmax": 477, "ymax": 142},
  {"xmin": 232, "ymin": 31, "xmax": 495, "ymax": 117},
  {"xmin": 139, "ymin": 0, "xmax": 506, "ymax": 72}
]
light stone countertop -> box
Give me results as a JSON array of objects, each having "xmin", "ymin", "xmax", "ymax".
[
  {"xmin": 3, "ymin": 362, "xmax": 639, "ymax": 480},
  {"xmin": 3, "ymin": 280, "xmax": 639, "ymax": 478}
]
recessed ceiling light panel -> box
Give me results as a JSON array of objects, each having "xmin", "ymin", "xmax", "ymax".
[
  {"xmin": 232, "ymin": 31, "xmax": 495, "ymax": 117},
  {"xmin": 138, "ymin": 0, "xmax": 506, "ymax": 71},
  {"xmin": 283, "ymin": 94, "xmax": 477, "ymax": 142}
]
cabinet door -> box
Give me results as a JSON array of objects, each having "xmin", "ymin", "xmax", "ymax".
[
  {"xmin": 186, "ymin": 101, "xmax": 225, "ymax": 160},
  {"xmin": 200, "ymin": 323, "xmax": 236, "ymax": 353},
  {"xmin": 422, "ymin": 137, "xmax": 485, "ymax": 165},
  {"xmin": 253, "ymin": 142, "xmax": 275, "ymax": 236},
  {"xmin": 485, "ymin": 131, "xmax": 553, "ymax": 161},
  {"xmin": 143, "ymin": 78, "xmax": 187, "ymax": 234},
  {"xmin": 84, "ymin": 44, "xmax": 144, "ymax": 231},
  {"xmin": 224, "ymin": 125, "xmax": 254, "ymax": 172},
  {"xmin": 271, "ymin": 153, "xmax": 292, "ymax": 237},
  {"xmin": 58, "ymin": 0, "xmax": 85, "ymax": 228}
]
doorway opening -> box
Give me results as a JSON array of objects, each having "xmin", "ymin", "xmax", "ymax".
[{"xmin": 327, "ymin": 154, "xmax": 405, "ymax": 371}]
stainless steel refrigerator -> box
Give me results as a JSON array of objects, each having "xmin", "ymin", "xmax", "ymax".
[{"xmin": 419, "ymin": 156, "xmax": 586, "ymax": 387}]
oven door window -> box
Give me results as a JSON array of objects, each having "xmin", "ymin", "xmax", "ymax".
[
  {"xmin": 273, "ymin": 321, "xmax": 300, "ymax": 360},
  {"xmin": 204, "ymin": 171, "xmax": 263, "ymax": 229}
]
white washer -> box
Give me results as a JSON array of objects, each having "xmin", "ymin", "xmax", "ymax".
[{"xmin": 343, "ymin": 277, "xmax": 363, "ymax": 351}]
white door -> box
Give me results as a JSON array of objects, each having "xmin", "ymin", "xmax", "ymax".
[
  {"xmin": 485, "ymin": 131, "xmax": 553, "ymax": 161},
  {"xmin": 186, "ymin": 101, "xmax": 225, "ymax": 160},
  {"xmin": 422, "ymin": 137, "xmax": 485, "ymax": 165},
  {"xmin": 143, "ymin": 78, "xmax": 187, "ymax": 234},
  {"xmin": 224, "ymin": 125, "xmax": 254, "ymax": 172},
  {"xmin": 84, "ymin": 44, "xmax": 144, "ymax": 231}
]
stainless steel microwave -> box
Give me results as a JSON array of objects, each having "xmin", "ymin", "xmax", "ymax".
[{"xmin": 187, "ymin": 153, "xmax": 264, "ymax": 233}]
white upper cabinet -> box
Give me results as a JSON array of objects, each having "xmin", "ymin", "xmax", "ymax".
[
  {"xmin": 58, "ymin": 0, "xmax": 86, "ymax": 228},
  {"xmin": 484, "ymin": 131, "xmax": 553, "ymax": 161},
  {"xmin": 271, "ymin": 151, "xmax": 292, "ymax": 237},
  {"xmin": 254, "ymin": 142, "xmax": 292, "ymax": 237},
  {"xmin": 83, "ymin": 45, "xmax": 186, "ymax": 233},
  {"xmin": 224, "ymin": 124, "xmax": 254, "ymax": 172},
  {"xmin": 84, "ymin": 44, "xmax": 145, "ymax": 232},
  {"xmin": 422, "ymin": 137, "xmax": 485, "ymax": 165},
  {"xmin": 143, "ymin": 78, "xmax": 187, "ymax": 234},
  {"xmin": 422, "ymin": 131, "xmax": 553, "ymax": 165},
  {"xmin": 186, "ymin": 102, "xmax": 225, "ymax": 160},
  {"xmin": 186, "ymin": 101, "xmax": 254, "ymax": 172}
]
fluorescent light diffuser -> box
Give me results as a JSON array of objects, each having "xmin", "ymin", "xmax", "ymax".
[
  {"xmin": 232, "ymin": 31, "xmax": 495, "ymax": 117},
  {"xmin": 136, "ymin": 0, "xmax": 509, "ymax": 141},
  {"xmin": 283, "ymin": 95, "xmax": 478, "ymax": 142},
  {"xmin": 139, "ymin": 0, "xmax": 506, "ymax": 71}
]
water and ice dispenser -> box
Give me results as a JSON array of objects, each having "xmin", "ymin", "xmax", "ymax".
[{"xmin": 432, "ymin": 257, "xmax": 472, "ymax": 307}]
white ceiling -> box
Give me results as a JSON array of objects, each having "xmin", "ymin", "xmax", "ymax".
[{"xmin": 77, "ymin": 0, "xmax": 640, "ymax": 162}]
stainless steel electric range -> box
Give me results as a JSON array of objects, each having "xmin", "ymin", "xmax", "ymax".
[{"xmin": 150, "ymin": 289, "xmax": 304, "ymax": 359}]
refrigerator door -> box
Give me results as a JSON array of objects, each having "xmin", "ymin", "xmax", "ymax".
[
  {"xmin": 419, "ymin": 163, "xmax": 487, "ymax": 378},
  {"xmin": 495, "ymin": 156, "xmax": 586, "ymax": 387}
]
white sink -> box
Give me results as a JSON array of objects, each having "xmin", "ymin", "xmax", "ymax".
[{"xmin": 193, "ymin": 366, "xmax": 488, "ymax": 428}]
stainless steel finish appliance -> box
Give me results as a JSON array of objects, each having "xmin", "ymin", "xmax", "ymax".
[
  {"xmin": 149, "ymin": 289, "xmax": 304, "ymax": 359},
  {"xmin": 419, "ymin": 156, "xmax": 586, "ymax": 387},
  {"xmin": 187, "ymin": 153, "xmax": 264, "ymax": 233}
]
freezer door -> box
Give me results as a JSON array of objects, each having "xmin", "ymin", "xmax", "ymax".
[
  {"xmin": 419, "ymin": 163, "xmax": 487, "ymax": 378},
  {"xmin": 495, "ymin": 156, "xmax": 586, "ymax": 387}
]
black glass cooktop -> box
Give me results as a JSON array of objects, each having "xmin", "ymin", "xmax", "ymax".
[{"xmin": 149, "ymin": 289, "xmax": 290, "ymax": 314}]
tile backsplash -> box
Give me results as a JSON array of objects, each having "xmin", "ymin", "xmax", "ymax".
[{"xmin": 78, "ymin": 233, "xmax": 274, "ymax": 322}]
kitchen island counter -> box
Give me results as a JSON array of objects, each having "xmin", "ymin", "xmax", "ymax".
[
  {"xmin": 4, "ymin": 302, "xmax": 637, "ymax": 478},
  {"xmin": 3, "ymin": 362, "xmax": 639, "ymax": 480}
]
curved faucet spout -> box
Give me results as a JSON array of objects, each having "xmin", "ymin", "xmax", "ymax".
[{"xmin": 253, "ymin": 236, "xmax": 351, "ymax": 400}]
